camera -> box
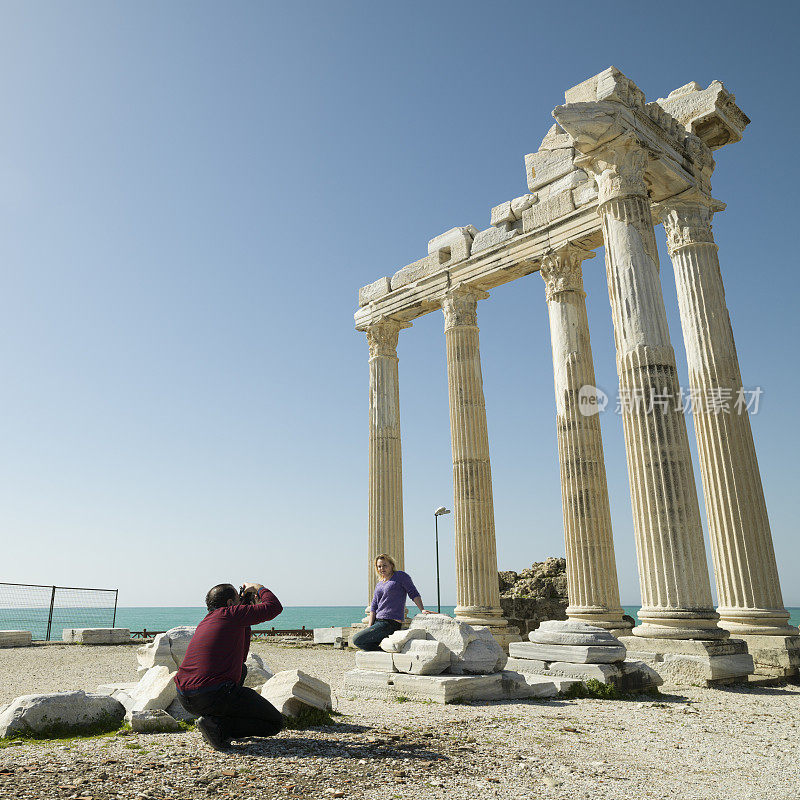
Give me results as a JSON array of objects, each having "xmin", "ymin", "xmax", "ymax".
[{"xmin": 239, "ymin": 585, "xmax": 259, "ymax": 605}]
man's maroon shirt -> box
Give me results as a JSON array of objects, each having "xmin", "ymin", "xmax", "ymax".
[{"xmin": 175, "ymin": 587, "xmax": 282, "ymax": 693}]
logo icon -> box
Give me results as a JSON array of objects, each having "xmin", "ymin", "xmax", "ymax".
[{"xmin": 578, "ymin": 385, "xmax": 608, "ymax": 416}]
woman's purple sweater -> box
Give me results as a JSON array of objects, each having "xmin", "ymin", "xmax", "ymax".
[{"xmin": 370, "ymin": 570, "xmax": 420, "ymax": 621}]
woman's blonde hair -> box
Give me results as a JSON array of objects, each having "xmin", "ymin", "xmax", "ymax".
[{"xmin": 374, "ymin": 553, "xmax": 396, "ymax": 579}]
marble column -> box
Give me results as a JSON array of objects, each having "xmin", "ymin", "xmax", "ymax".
[
  {"xmin": 540, "ymin": 243, "xmax": 629, "ymax": 632},
  {"xmin": 366, "ymin": 318, "xmax": 410, "ymax": 602},
  {"xmin": 592, "ymin": 138, "xmax": 725, "ymax": 640},
  {"xmin": 659, "ymin": 197, "xmax": 796, "ymax": 638},
  {"xmin": 442, "ymin": 287, "xmax": 506, "ymax": 627}
]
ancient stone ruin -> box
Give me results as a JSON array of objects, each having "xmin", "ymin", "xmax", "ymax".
[
  {"xmin": 498, "ymin": 558, "xmax": 569, "ymax": 636},
  {"xmin": 356, "ymin": 67, "xmax": 799, "ymax": 683}
]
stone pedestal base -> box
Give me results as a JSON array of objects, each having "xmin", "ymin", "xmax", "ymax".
[
  {"xmin": 343, "ymin": 669, "xmax": 564, "ymax": 704},
  {"xmin": 313, "ymin": 627, "xmax": 357, "ymax": 645},
  {"xmin": 62, "ymin": 628, "xmax": 130, "ymax": 645},
  {"xmin": 482, "ymin": 625, "xmax": 522, "ymax": 652},
  {"xmin": 0, "ymin": 630, "xmax": 33, "ymax": 648},
  {"xmin": 618, "ymin": 636, "xmax": 754, "ymax": 686},
  {"xmin": 734, "ymin": 634, "xmax": 800, "ymax": 677}
]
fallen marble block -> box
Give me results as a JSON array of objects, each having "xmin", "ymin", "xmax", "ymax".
[
  {"xmin": 617, "ymin": 660, "xmax": 663, "ymax": 692},
  {"xmin": 62, "ymin": 628, "xmax": 130, "ymax": 645},
  {"xmin": 126, "ymin": 665, "xmax": 177, "ymax": 713},
  {"xmin": 165, "ymin": 626, "xmax": 196, "ymax": 667},
  {"xmin": 356, "ymin": 650, "xmax": 397, "ymax": 672},
  {"xmin": 0, "ymin": 691, "xmax": 125, "ymax": 738},
  {"xmin": 530, "ymin": 620, "xmax": 623, "ymax": 647},
  {"xmin": 509, "ymin": 641, "xmax": 626, "ymax": 664},
  {"xmin": 451, "ymin": 627, "xmax": 507, "ymax": 674},
  {"xmin": 0, "ymin": 631, "xmax": 32, "ymax": 648},
  {"xmin": 393, "ymin": 639, "xmax": 450, "ymax": 675},
  {"xmin": 546, "ymin": 662, "xmax": 622, "ymax": 684},
  {"xmin": 313, "ymin": 627, "xmax": 355, "ymax": 645},
  {"xmin": 127, "ymin": 709, "xmax": 182, "ymax": 733},
  {"xmin": 260, "ymin": 669, "xmax": 332, "ymax": 716},
  {"xmin": 243, "ymin": 652, "xmax": 274, "ymax": 688},
  {"xmin": 379, "ymin": 627, "xmax": 427, "ymax": 653},
  {"xmin": 136, "ymin": 633, "xmax": 174, "ymax": 673},
  {"xmin": 504, "ymin": 657, "xmax": 549, "ymax": 674},
  {"xmin": 409, "ymin": 614, "xmax": 477, "ymax": 658},
  {"xmin": 501, "ymin": 671, "xmax": 562, "ymax": 699}
]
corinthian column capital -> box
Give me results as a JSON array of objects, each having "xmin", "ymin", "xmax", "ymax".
[
  {"xmin": 657, "ymin": 194, "xmax": 724, "ymax": 256},
  {"xmin": 365, "ymin": 318, "xmax": 410, "ymax": 359},
  {"xmin": 540, "ymin": 244, "xmax": 596, "ymax": 301},
  {"xmin": 581, "ymin": 137, "xmax": 650, "ymax": 205},
  {"xmin": 441, "ymin": 286, "xmax": 490, "ymax": 330}
]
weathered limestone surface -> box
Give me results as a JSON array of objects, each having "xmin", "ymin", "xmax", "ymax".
[
  {"xmin": 545, "ymin": 662, "xmax": 622, "ymax": 683},
  {"xmin": 62, "ymin": 628, "xmax": 130, "ymax": 645},
  {"xmin": 392, "ymin": 639, "xmax": 450, "ymax": 676},
  {"xmin": 356, "ymin": 651, "xmax": 397, "ymax": 672},
  {"xmin": 540, "ymin": 248, "xmax": 627, "ymax": 632},
  {"xmin": 243, "ymin": 652, "xmax": 274, "ymax": 688},
  {"xmin": 127, "ymin": 709, "xmax": 182, "ymax": 733},
  {"xmin": 260, "ymin": 670, "xmax": 332, "ymax": 716},
  {"xmin": 379, "ymin": 627, "xmax": 427, "ymax": 653},
  {"xmin": 126, "ymin": 666, "xmax": 177, "ymax": 714},
  {"xmin": 735, "ymin": 635, "xmax": 800, "ymax": 677},
  {"xmin": 137, "ymin": 633, "xmax": 174, "ymax": 672},
  {"xmin": 453, "ymin": 626, "xmax": 507, "ymax": 674},
  {"xmin": 366, "ymin": 318, "xmax": 409, "ymax": 601},
  {"xmin": 0, "ymin": 691, "xmax": 125, "ymax": 738},
  {"xmin": 313, "ymin": 627, "xmax": 355, "ymax": 645},
  {"xmin": 0, "ymin": 631, "xmax": 32, "ymax": 648},
  {"xmin": 509, "ymin": 641, "xmax": 626, "ymax": 664},
  {"xmin": 659, "ymin": 198, "xmax": 796, "ymax": 652},
  {"xmin": 442, "ymin": 289, "xmax": 506, "ymax": 628},
  {"xmin": 164, "ymin": 627, "xmax": 195, "ymax": 667},
  {"xmin": 531, "ymin": 620, "xmax": 622, "ymax": 646},
  {"xmin": 409, "ymin": 614, "xmax": 477, "ymax": 657}
]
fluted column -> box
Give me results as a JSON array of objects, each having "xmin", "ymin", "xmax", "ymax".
[
  {"xmin": 540, "ymin": 244, "xmax": 629, "ymax": 632},
  {"xmin": 366, "ymin": 318, "xmax": 410, "ymax": 602},
  {"xmin": 442, "ymin": 287, "xmax": 506, "ymax": 627},
  {"xmin": 591, "ymin": 137, "xmax": 725, "ymax": 640},
  {"xmin": 659, "ymin": 198, "xmax": 795, "ymax": 636}
]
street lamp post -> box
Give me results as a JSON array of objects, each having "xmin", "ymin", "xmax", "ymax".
[{"xmin": 434, "ymin": 506, "xmax": 451, "ymax": 614}]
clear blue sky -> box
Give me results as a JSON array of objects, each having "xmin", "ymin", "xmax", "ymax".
[{"xmin": 1, "ymin": 2, "xmax": 798, "ymax": 608}]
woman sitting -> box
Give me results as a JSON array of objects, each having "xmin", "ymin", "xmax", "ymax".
[{"xmin": 351, "ymin": 554, "xmax": 430, "ymax": 651}]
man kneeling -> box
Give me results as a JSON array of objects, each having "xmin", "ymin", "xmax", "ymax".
[{"xmin": 175, "ymin": 581, "xmax": 283, "ymax": 751}]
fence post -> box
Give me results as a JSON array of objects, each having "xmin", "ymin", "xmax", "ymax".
[
  {"xmin": 112, "ymin": 589, "xmax": 118, "ymax": 627},
  {"xmin": 46, "ymin": 586, "xmax": 56, "ymax": 642}
]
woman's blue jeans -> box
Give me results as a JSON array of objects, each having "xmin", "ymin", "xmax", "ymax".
[{"xmin": 351, "ymin": 618, "xmax": 402, "ymax": 651}]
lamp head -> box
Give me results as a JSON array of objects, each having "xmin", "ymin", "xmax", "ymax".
[{"xmin": 434, "ymin": 506, "xmax": 451, "ymax": 516}]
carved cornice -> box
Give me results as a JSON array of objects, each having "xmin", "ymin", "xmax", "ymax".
[
  {"xmin": 366, "ymin": 318, "xmax": 410, "ymax": 359},
  {"xmin": 441, "ymin": 286, "xmax": 489, "ymax": 330},
  {"xmin": 540, "ymin": 244, "xmax": 595, "ymax": 301}
]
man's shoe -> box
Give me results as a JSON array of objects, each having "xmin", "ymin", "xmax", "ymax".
[{"xmin": 196, "ymin": 716, "xmax": 229, "ymax": 751}]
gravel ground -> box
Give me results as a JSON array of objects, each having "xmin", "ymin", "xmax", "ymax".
[{"xmin": 1, "ymin": 641, "xmax": 798, "ymax": 800}]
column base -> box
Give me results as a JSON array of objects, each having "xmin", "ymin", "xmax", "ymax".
[
  {"xmin": 633, "ymin": 608, "xmax": 728, "ymax": 640},
  {"xmin": 734, "ymin": 634, "xmax": 800, "ymax": 677},
  {"xmin": 567, "ymin": 605, "xmax": 634, "ymax": 634},
  {"xmin": 717, "ymin": 607, "xmax": 798, "ymax": 637},
  {"xmin": 455, "ymin": 606, "xmax": 508, "ymax": 628},
  {"xmin": 619, "ymin": 635, "xmax": 754, "ymax": 686}
]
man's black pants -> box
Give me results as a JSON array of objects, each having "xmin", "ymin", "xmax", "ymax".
[{"xmin": 177, "ymin": 668, "xmax": 283, "ymax": 742}]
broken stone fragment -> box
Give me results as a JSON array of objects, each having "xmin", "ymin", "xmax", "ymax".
[
  {"xmin": 126, "ymin": 709, "xmax": 182, "ymax": 733},
  {"xmin": 392, "ymin": 639, "xmax": 450, "ymax": 675},
  {"xmin": 409, "ymin": 613, "xmax": 477, "ymax": 658},
  {"xmin": 356, "ymin": 650, "xmax": 397, "ymax": 672},
  {"xmin": 136, "ymin": 632, "xmax": 174, "ymax": 673},
  {"xmin": 451, "ymin": 627, "xmax": 507, "ymax": 674},
  {"xmin": 427, "ymin": 226, "xmax": 478, "ymax": 264},
  {"xmin": 509, "ymin": 640, "xmax": 626, "ymax": 664},
  {"xmin": 126, "ymin": 665, "xmax": 177, "ymax": 713},
  {"xmin": 358, "ymin": 276, "xmax": 392, "ymax": 307},
  {"xmin": 379, "ymin": 627, "xmax": 427, "ymax": 653},
  {"xmin": 0, "ymin": 631, "xmax": 32, "ymax": 648},
  {"xmin": 243, "ymin": 651, "xmax": 274, "ymax": 688},
  {"xmin": 260, "ymin": 669, "xmax": 332, "ymax": 716},
  {"xmin": 471, "ymin": 224, "xmax": 519, "ymax": 255},
  {"xmin": 525, "ymin": 148, "xmax": 576, "ymax": 193},
  {"xmin": 530, "ymin": 619, "xmax": 623, "ymax": 647},
  {"xmin": 164, "ymin": 626, "xmax": 196, "ymax": 668}
]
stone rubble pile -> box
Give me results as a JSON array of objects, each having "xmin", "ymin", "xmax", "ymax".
[
  {"xmin": 506, "ymin": 620, "xmax": 663, "ymax": 691},
  {"xmin": 345, "ymin": 614, "xmax": 579, "ymax": 703}
]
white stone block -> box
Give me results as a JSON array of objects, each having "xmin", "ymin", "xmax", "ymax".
[
  {"xmin": 127, "ymin": 665, "xmax": 177, "ymax": 713},
  {"xmin": 136, "ymin": 633, "xmax": 174, "ymax": 672},
  {"xmin": 510, "ymin": 194, "xmax": 536, "ymax": 219},
  {"xmin": 501, "ymin": 671, "xmax": 560, "ymax": 699},
  {"xmin": 393, "ymin": 639, "xmax": 450, "ymax": 675},
  {"xmin": 509, "ymin": 641, "xmax": 626, "ymax": 664},
  {"xmin": 538, "ymin": 124, "xmax": 572, "ymax": 151},
  {"xmin": 504, "ymin": 657, "xmax": 548, "ymax": 674},
  {"xmin": 451, "ymin": 626, "xmax": 506, "ymax": 674},
  {"xmin": 379, "ymin": 627, "xmax": 427, "ymax": 653},
  {"xmin": 409, "ymin": 613, "xmax": 477, "ymax": 657},
  {"xmin": 313, "ymin": 627, "xmax": 353, "ymax": 644},
  {"xmin": 426, "ymin": 226, "xmax": 477, "ymax": 264},
  {"xmin": 522, "ymin": 189, "xmax": 575, "ymax": 232},
  {"xmin": 490, "ymin": 201, "xmax": 514, "ymax": 227},
  {"xmin": 392, "ymin": 672, "xmax": 503, "ymax": 703},
  {"xmin": 165, "ymin": 626, "xmax": 196, "ymax": 667},
  {"xmin": 0, "ymin": 631, "xmax": 32, "ymax": 648},
  {"xmin": 356, "ymin": 651, "xmax": 397, "ymax": 672},
  {"xmin": 243, "ymin": 652, "xmax": 274, "ymax": 688},
  {"xmin": 0, "ymin": 691, "xmax": 125, "ymax": 738},
  {"xmin": 260, "ymin": 669, "xmax": 332, "ymax": 716},
  {"xmin": 126, "ymin": 709, "xmax": 182, "ymax": 733},
  {"xmin": 546, "ymin": 662, "xmax": 622, "ymax": 684},
  {"xmin": 358, "ymin": 277, "xmax": 392, "ymax": 307},
  {"xmin": 525, "ymin": 148, "xmax": 575, "ymax": 192},
  {"xmin": 470, "ymin": 224, "xmax": 519, "ymax": 255},
  {"xmin": 391, "ymin": 255, "xmax": 439, "ymax": 290},
  {"xmin": 617, "ymin": 660, "xmax": 663, "ymax": 692},
  {"xmin": 62, "ymin": 628, "xmax": 130, "ymax": 645},
  {"xmin": 564, "ymin": 66, "xmax": 645, "ymax": 109},
  {"xmin": 530, "ymin": 620, "xmax": 623, "ymax": 647}
]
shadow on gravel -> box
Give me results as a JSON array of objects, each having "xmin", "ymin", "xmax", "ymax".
[
  {"xmin": 716, "ymin": 682, "xmax": 798, "ymax": 697},
  {"xmin": 229, "ymin": 736, "xmax": 448, "ymax": 762}
]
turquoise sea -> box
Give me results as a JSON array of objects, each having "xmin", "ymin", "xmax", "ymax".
[{"xmin": 1, "ymin": 605, "xmax": 799, "ymax": 641}]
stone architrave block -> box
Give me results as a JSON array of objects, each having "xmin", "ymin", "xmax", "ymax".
[
  {"xmin": 391, "ymin": 255, "xmax": 439, "ymax": 290},
  {"xmin": 427, "ymin": 225, "xmax": 478, "ymax": 254},
  {"xmin": 501, "ymin": 671, "xmax": 560, "ymax": 699},
  {"xmin": 522, "ymin": 190, "xmax": 575, "ymax": 232},
  {"xmin": 509, "ymin": 641, "xmax": 626, "ymax": 664},
  {"xmin": 243, "ymin": 652, "xmax": 274, "ymax": 688},
  {"xmin": 136, "ymin": 633, "xmax": 174, "ymax": 673},
  {"xmin": 452, "ymin": 627, "xmax": 507, "ymax": 675},
  {"xmin": 126, "ymin": 709, "xmax": 182, "ymax": 733},
  {"xmin": 0, "ymin": 691, "xmax": 125, "ymax": 738},
  {"xmin": 510, "ymin": 194, "xmax": 537, "ymax": 219},
  {"xmin": 165, "ymin": 627, "xmax": 196, "ymax": 668},
  {"xmin": 392, "ymin": 672, "xmax": 502, "ymax": 703},
  {"xmin": 356, "ymin": 651, "xmax": 397, "ymax": 672},
  {"xmin": 62, "ymin": 628, "xmax": 130, "ymax": 645},
  {"xmin": 0, "ymin": 631, "xmax": 32, "ymax": 648},
  {"xmin": 537, "ymin": 170, "xmax": 588, "ymax": 201},
  {"xmin": 572, "ymin": 181, "xmax": 598, "ymax": 208},
  {"xmin": 504, "ymin": 657, "xmax": 549, "ymax": 674},
  {"xmin": 525, "ymin": 149, "xmax": 575, "ymax": 192},
  {"xmin": 471, "ymin": 224, "xmax": 519, "ymax": 255},
  {"xmin": 393, "ymin": 639, "xmax": 450, "ymax": 676},
  {"xmin": 546, "ymin": 662, "xmax": 622, "ymax": 684},
  {"xmin": 564, "ymin": 66, "xmax": 645, "ymax": 109},
  {"xmin": 530, "ymin": 620, "xmax": 624, "ymax": 648},
  {"xmin": 379, "ymin": 627, "xmax": 427, "ymax": 653},
  {"xmin": 538, "ymin": 124, "xmax": 572, "ymax": 152},
  {"xmin": 260, "ymin": 669, "xmax": 332, "ymax": 716},
  {"xmin": 617, "ymin": 660, "xmax": 663, "ymax": 692},
  {"xmin": 127, "ymin": 666, "xmax": 177, "ymax": 714},
  {"xmin": 409, "ymin": 613, "xmax": 477, "ymax": 657},
  {"xmin": 490, "ymin": 201, "xmax": 514, "ymax": 227},
  {"xmin": 358, "ymin": 277, "xmax": 392, "ymax": 307}
]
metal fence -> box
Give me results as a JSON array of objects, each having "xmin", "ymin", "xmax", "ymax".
[{"xmin": 0, "ymin": 582, "xmax": 118, "ymax": 641}]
